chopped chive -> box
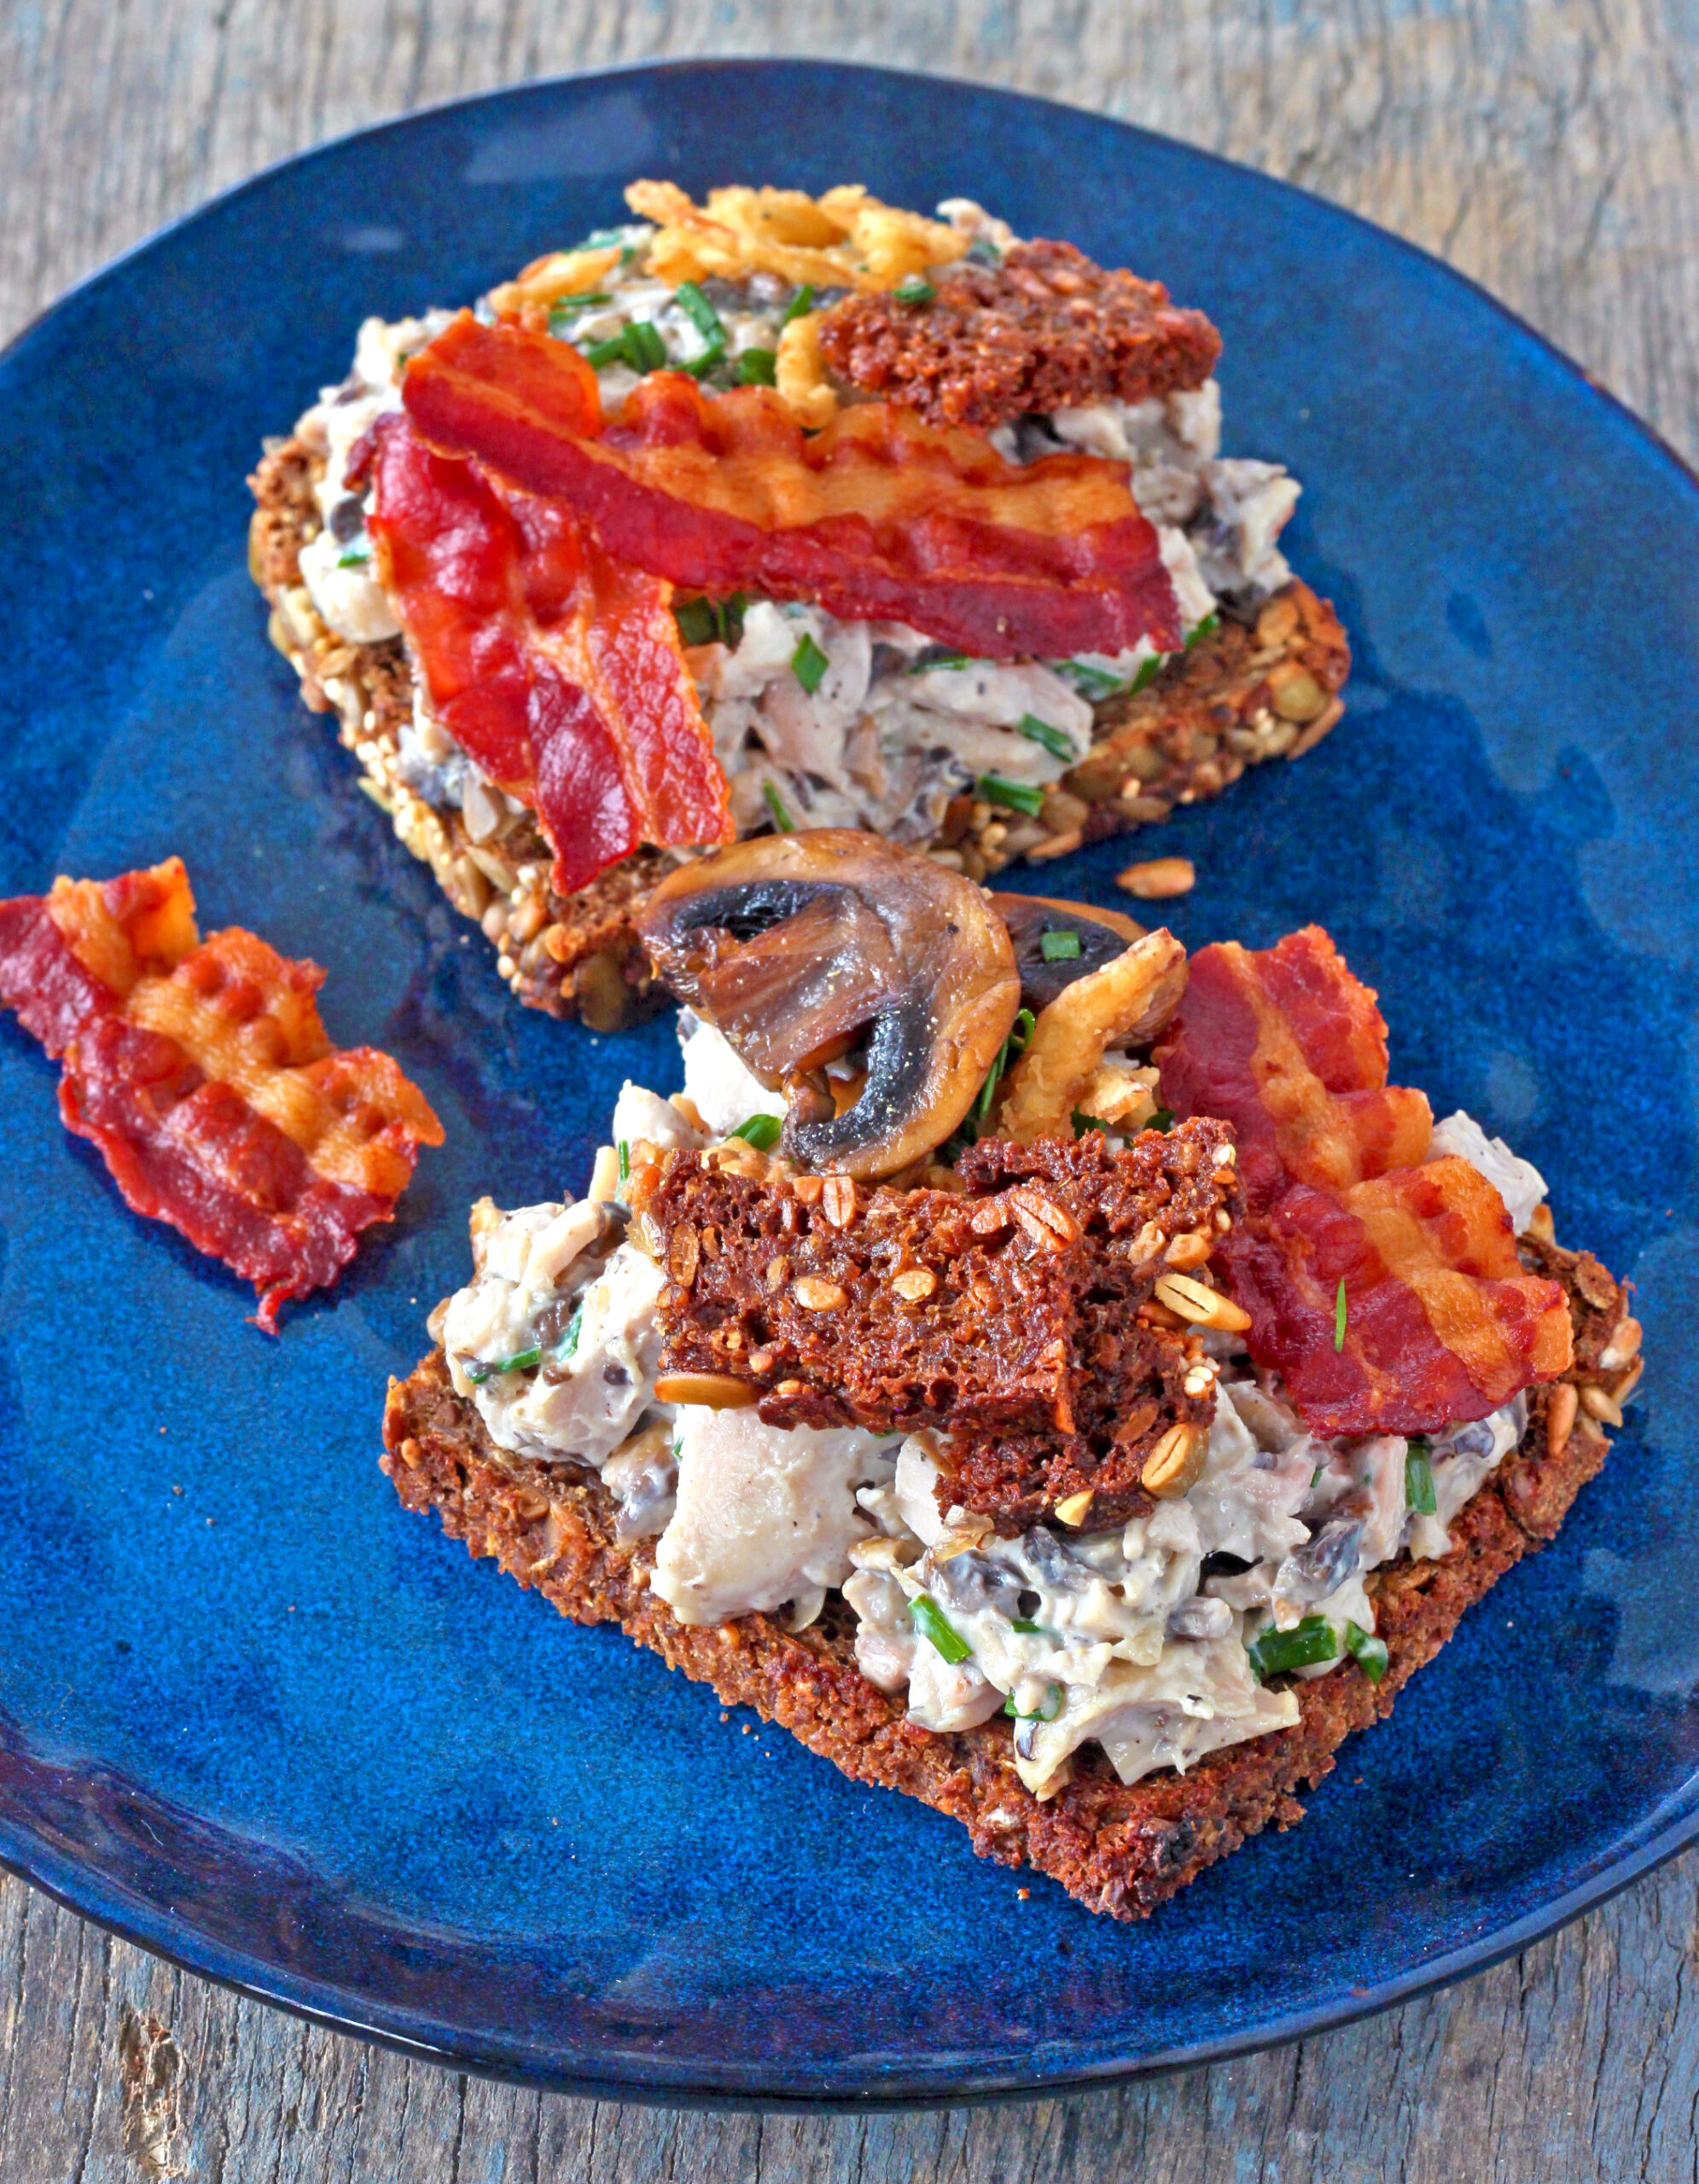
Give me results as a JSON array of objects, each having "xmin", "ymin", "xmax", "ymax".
[
  {"xmin": 1039, "ymin": 928, "xmax": 1082, "ymax": 963},
  {"xmin": 791, "ymin": 632, "xmax": 830, "ymax": 694},
  {"xmin": 736, "ymin": 346, "xmax": 778, "ymax": 386},
  {"xmin": 1060, "ymin": 659, "xmax": 1125, "ymax": 700},
  {"xmin": 1016, "ymin": 712, "xmax": 1074, "ymax": 762},
  {"xmin": 466, "ymin": 1345, "xmax": 543, "ymax": 1384},
  {"xmin": 584, "ymin": 333, "xmax": 628, "ymax": 369},
  {"xmin": 1248, "ymin": 1614, "xmax": 1338, "ymax": 1682},
  {"xmin": 617, "ymin": 1139, "xmax": 631, "ymax": 1182},
  {"xmin": 909, "ymin": 1592, "xmax": 970, "ymax": 1664},
  {"xmin": 1334, "ymin": 1277, "xmax": 1348, "ymax": 1351},
  {"xmin": 1405, "ymin": 1438, "xmax": 1437, "ymax": 1515},
  {"xmin": 336, "ymin": 542, "xmax": 371, "ymax": 567},
  {"xmin": 674, "ymin": 597, "xmax": 719, "ymax": 647},
  {"xmin": 893, "ymin": 275, "xmax": 937, "ymax": 305},
  {"xmin": 1185, "ymin": 611, "xmax": 1221, "ymax": 649},
  {"xmin": 781, "ymin": 283, "xmax": 817, "ymax": 326},
  {"xmin": 975, "ymin": 1006, "xmax": 1036, "ymax": 1124},
  {"xmin": 559, "ymin": 1304, "xmax": 584, "ymax": 1360},
  {"xmin": 907, "ymin": 649, "xmax": 974, "ymax": 675},
  {"xmin": 965, "ymin": 237, "xmax": 1003, "ymax": 265},
  {"xmin": 1146, "ymin": 1107, "xmax": 1174, "ymax": 1133},
  {"xmin": 762, "ymin": 780, "xmax": 794, "ymax": 833},
  {"xmin": 977, "ymin": 772, "xmax": 1044, "ymax": 817},
  {"xmin": 1311, "ymin": 1463, "xmax": 1324, "ymax": 1488},
  {"xmin": 576, "ymin": 227, "xmax": 630, "ymax": 251},
  {"xmin": 730, "ymin": 1112, "xmax": 783, "ymax": 1149},
  {"xmin": 1343, "ymin": 1620, "xmax": 1389, "ymax": 1682},
  {"xmin": 1010, "ymin": 1617, "xmax": 1044, "ymax": 1634},
  {"xmin": 1071, "ymin": 1111, "xmax": 1115, "ymax": 1137},
  {"xmin": 1002, "ymin": 1685, "xmax": 1062, "ymax": 1722},
  {"xmin": 681, "ymin": 340, "xmax": 726, "ymax": 379},
  {"xmin": 623, "ymin": 320, "xmax": 667, "ymax": 373},
  {"xmin": 1131, "ymin": 651, "xmax": 1167, "ymax": 694},
  {"xmin": 547, "ymin": 293, "xmax": 611, "ymax": 333},
  {"xmin": 674, "ymin": 281, "xmax": 723, "ymax": 339}
]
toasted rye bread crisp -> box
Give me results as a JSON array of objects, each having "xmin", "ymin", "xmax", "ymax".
[
  {"xmin": 249, "ymin": 436, "xmax": 1350, "ymax": 1028},
  {"xmin": 381, "ymin": 1231, "xmax": 1634, "ymax": 1919}
]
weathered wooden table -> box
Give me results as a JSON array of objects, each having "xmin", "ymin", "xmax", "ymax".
[{"xmin": 3, "ymin": 4, "xmax": 1696, "ymax": 2177}]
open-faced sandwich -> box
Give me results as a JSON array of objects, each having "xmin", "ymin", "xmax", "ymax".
[
  {"xmin": 381, "ymin": 833, "xmax": 1639, "ymax": 1918},
  {"xmin": 251, "ymin": 182, "xmax": 1348, "ymax": 1028}
]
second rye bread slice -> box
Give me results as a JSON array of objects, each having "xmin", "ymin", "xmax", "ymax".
[
  {"xmin": 381, "ymin": 1229, "xmax": 1634, "ymax": 1921},
  {"xmin": 249, "ymin": 435, "xmax": 1350, "ymax": 1028},
  {"xmin": 629, "ymin": 1123, "xmax": 1243, "ymax": 1532}
]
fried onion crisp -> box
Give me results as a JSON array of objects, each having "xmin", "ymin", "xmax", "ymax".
[
  {"xmin": 624, "ymin": 178, "xmax": 965, "ymax": 293},
  {"xmin": 998, "ymin": 930, "xmax": 1189, "ymax": 1141},
  {"xmin": 0, "ymin": 857, "xmax": 444, "ymax": 1331}
]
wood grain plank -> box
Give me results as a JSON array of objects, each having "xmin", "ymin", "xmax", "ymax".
[{"xmin": 3, "ymin": 3, "xmax": 1697, "ymax": 2179}]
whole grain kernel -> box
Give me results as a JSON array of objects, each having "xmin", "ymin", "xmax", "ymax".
[
  {"xmin": 1580, "ymin": 1383, "xmax": 1624, "ymax": 1428},
  {"xmin": 668, "ymin": 1224, "xmax": 700, "ymax": 1287},
  {"xmin": 653, "ymin": 1373, "xmax": 756, "ymax": 1409},
  {"xmin": 892, "ymin": 1267, "xmax": 939, "ymax": 1302},
  {"xmin": 765, "ymin": 1255, "xmax": 790, "ymax": 1292},
  {"xmin": 823, "ymin": 1174, "xmax": 858, "ymax": 1228},
  {"xmin": 793, "ymin": 1176, "xmax": 824, "ymax": 1206},
  {"xmin": 793, "ymin": 1276, "xmax": 848, "ymax": 1311},
  {"xmin": 1054, "ymin": 1490, "xmax": 1095, "ymax": 1528},
  {"xmin": 1163, "ymin": 1230, "xmax": 1212, "ymax": 1271},
  {"xmin": 1142, "ymin": 1421, "xmax": 1207, "ymax": 1497},
  {"xmin": 1153, "ymin": 1271, "xmax": 1253, "ymax": 1333},
  {"xmin": 1118, "ymin": 856, "xmax": 1196, "ymax": 900},
  {"xmin": 969, "ymin": 1199, "xmax": 1013, "ymax": 1235},
  {"xmin": 1545, "ymin": 1380, "xmax": 1579, "ymax": 1455},
  {"xmin": 1267, "ymin": 663, "xmax": 1328, "ymax": 723}
]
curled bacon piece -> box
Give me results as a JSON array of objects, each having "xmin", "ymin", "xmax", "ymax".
[
  {"xmin": 1155, "ymin": 927, "xmax": 1570, "ymax": 1433},
  {"xmin": 401, "ymin": 313, "xmax": 1182, "ymax": 661},
  {"xmin": 367, "ymin": 411, "xmax": 732, "ymax": 897},
  {"xmin": 0, "ymin": 859, "xmax": 444, "ymax": 1332}
]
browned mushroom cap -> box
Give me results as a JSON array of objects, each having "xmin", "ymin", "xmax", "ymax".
[
  {"xmin": 636, "ymin": 830, "xmax": 1020, "ymax": 1178},
  {"xmin": 993, "ymin": 893, "xmax": 1149, "ymax": 1014}
]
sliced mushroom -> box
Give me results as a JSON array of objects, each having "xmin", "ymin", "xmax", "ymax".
[
  {"xmin": 993, "ymin": 892, "xmax": 1149, "ymax": 1014},
  {"xmin": 636, "ymin": 830, "xmax": 1020, "ymax": 1178}
]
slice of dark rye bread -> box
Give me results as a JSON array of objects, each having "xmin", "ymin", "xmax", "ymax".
[
  {"xmin": 249, "ymin": 434, "xmax": 1351, "ymax": 1028},
  {"xmin": 381, "ymin": 1232, "xmax": 1637, "ymax": 1919}
]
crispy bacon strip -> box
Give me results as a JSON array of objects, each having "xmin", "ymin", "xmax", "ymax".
[
  {"xmin": 1155, "ymin": 927, "xmax": 1570, "ymax": 1432},
  {"xmin": 367, "ymin": 412, "xmax": 732, "ymax": 897},
  {"xmin": 401, "ymin": 313, "xmax": 1182, "ymax": 661},
  {"xmin": 0, "ymin": 859, "xmax": 444, "ymax": 1332}
]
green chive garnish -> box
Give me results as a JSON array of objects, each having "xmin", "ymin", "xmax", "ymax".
[
  {"xmin": 781, "ymin": 283, "xmax": 817, "ymax": 326},
  {"xmin": 908, "ymin": 649, "xmax": 972, "ymax": 674},
  {"xmin": 1334, "ymin": 1278, "xmax": 1348, "ymax": 1351},
  {"xmin": 1061, "ymin": 659, "xmax": 1125, "ymax": 700},
  {"xmin": 336, "ymin": 542, "xmax": 371, "ymax": 568},
  {"xmin": 466, "ymin": 1345, "xmax": 543, "ymax": 1384},
  {"xmin": 1016, "ymin": 712, "xmax": 1074, "ymax": 762},
  {"xmin": 719, "ymin": 592, "xmax": 748, "ymax": 648},
  {"xmin": 762, "ymin": 781, "xmax": 794, "ymax": 833},
  {"xmin": 1343, "ymin": 1620, "xmax": 1389, "ymax": 1682},
  {"xmin": 909, "ymin": 1593, "xmax": 970, "ymax": 1664},
  {"xmin": 791, "ymin": 632, "xmax": 830, "ymax": 693},
  {"xmin": 617, "ymin": 1140, "xmax": 630, "ymax": 1182},
  {"xmin": 1185, "ymin": 611, "xmax": 1221, "ymax": 649},
  {"xmin": 681, "ymin": 340, "xmax": 726, "ymax": 379},
  {"xmin": 1405, "ymin": 1438, "xmax": 1437, "ymax": 1515},
  {"xmin": 548, "ymin": 293, "xmax": 611, "ymax": 333},
  {"xmin": 1146, "ymin": 1107, "xmax": 1174, "ymax": 1133},
  {"xmin": 1003, "ymin": 1686, "xmax": 1062, "ymax": 1722},
  {"xmin": 730, "ymin": 1113, "xmax": 783, "ymax": 1149},
  {"xmin": 736, "ymin": 348, "xmax": 778, "ymax": 386},
  {"xmin": 965, "ymin": 237, "xmax": 1003, "ymax": 265},
  {"xmin": 584, "ymin": 333, "xmax": 628, "ymax": 369},
  {"xmin": 559, "ymin": 1304, "xmax": 584, "ymax": 1360},
  {"xmin": 1131, "ymin": 651, "xmax": 1167, "ymax": 694},
  {"xmin": 675, "ymin": 281, "xmax": 723, "ymax": 339},
  {"xmin": 977, "ymin": 773, "xmax": 1044, "ymax": 817},
  {"xmin": 624, "ymin": 320, "xmax": 667, "ymax": 373},
  {"xmin": 893, "ymin": 275, "xmax": 936, "ymax": 305},
  {"xmin": 1071, "ymin": 1111, "xmax": 1114, "ymax": 1137},
  {"xmin": 1039, "ymin": 929, "xmax": 1082, "ymax": 963},
  {"xmin": 674, "ymin": 597, "xmax": 719, "ymax": 647},
  {"xmin": 1248, "ymin": 1615, "xmax": 1338, "ymax": 1682},
  {"xmin": 1010, "ymin": 1617, "xmax": 1044, "ymax": 1634},
  {"xmin": 975, "ymin": 1007, "xmax": 1036, "ymax": 1123}
]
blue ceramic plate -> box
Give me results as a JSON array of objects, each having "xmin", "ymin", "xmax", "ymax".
[{"xmin": 2, "ymin": 61, "xmax": 1696, "ymax": 2106}]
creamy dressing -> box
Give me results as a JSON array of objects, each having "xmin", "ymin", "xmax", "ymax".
[
  {"xmin": 434, "ymin": 1036, "xmax": 1543, "ymax": 1799},
  {"xmin": 288, "ymin": 200, "xmax": 1305, "ymax": 852}
]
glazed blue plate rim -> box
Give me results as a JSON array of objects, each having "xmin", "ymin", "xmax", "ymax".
[{"xmin": 1, "ymin": 55, "xmax": 1695, "ymax": 2107}]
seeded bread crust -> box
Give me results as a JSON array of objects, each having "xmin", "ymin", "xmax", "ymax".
[
  {"xmin": 249, "ymin": 435, "xmax": 1350, "ymax": 1027},
  {"xmin": 381, "ymin": 1232, "xmax": 1634, "ymax": 1919}
]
